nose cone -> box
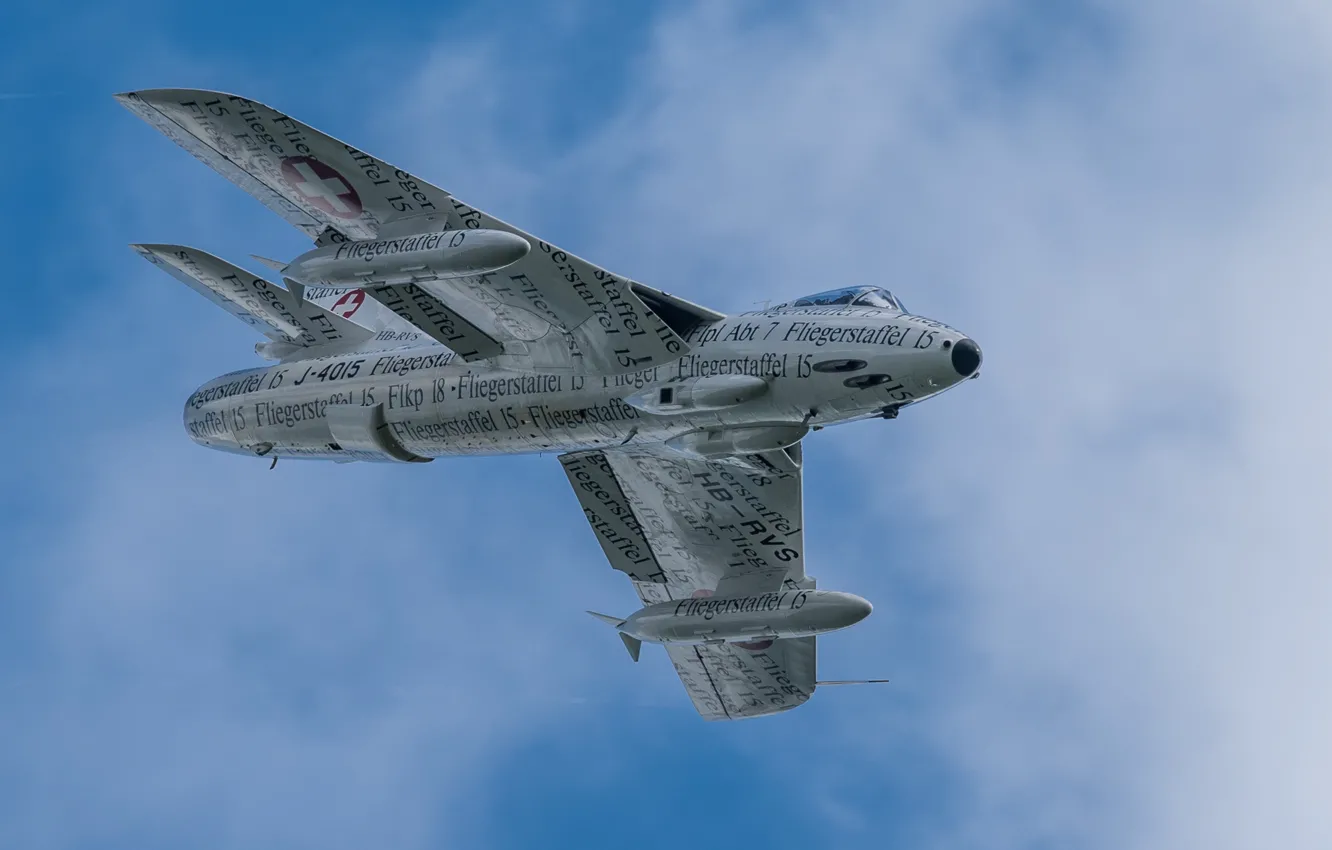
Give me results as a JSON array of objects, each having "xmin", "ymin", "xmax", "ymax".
[
  {"xmin": 950, "ymin": 337, "xmax": 982, "ymax": 378},
  {"xmin": 824, "ymin": 592, "xmax": 873, "ymax": 630},
  {"xmin": 461, "ymin": 229, "xmax": 531, "ymax": 272},
  {"xmin": 849, "ymin": 595, "xmax": 873, "ymax": 624}
]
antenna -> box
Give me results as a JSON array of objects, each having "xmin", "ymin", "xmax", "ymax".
[{"xmin": 816, "ymin": 679, "xmax": 890, "ymax": 686}]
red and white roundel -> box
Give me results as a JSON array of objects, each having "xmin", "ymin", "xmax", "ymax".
[
  {"xmin": 331, "ymin": 289, "xmax": 365, "ymax": 318},
  {"xmin": 280, "ymin": 156, "xmax": 363, "ymax": 220}
]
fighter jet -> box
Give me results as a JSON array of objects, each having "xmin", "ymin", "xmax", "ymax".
[{"xmin": 118, "ymin": 89, "xmax": 981, "ymax": 720}]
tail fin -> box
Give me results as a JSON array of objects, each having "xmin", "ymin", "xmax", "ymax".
[
  {"xmin": 619, "ymin": 633, "xmax": 642, "ymax": 662},
  {"xmin": 586, "ymin": 611, "xmax": 641, "ymax": 662}
]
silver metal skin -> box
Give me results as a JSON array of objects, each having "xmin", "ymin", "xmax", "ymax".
[
  {"xmin": 181, "ymin": 309, "xmax": 975, "ymax": 462},
  {"xmin": 618, "ymin": 590, "xmax": 873, "ymax": 645},
  {"xmin": 284, "ymin": 228, "xmax": 533, "ymax": 287},
  {"xmin": 120, "ymin": 88, "xmax": 983, "ymax": 720}
]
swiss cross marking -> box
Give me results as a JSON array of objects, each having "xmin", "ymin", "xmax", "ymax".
[{"xmin": 280, "ymin": 157, "xmax": 363, "ymax": 220}]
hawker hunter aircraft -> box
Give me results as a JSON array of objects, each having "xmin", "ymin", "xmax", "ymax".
[{"xmin": 119, "ymin": 89, "xmax": 981, "ymax": 720}]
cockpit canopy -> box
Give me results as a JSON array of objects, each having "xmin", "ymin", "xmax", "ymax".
[{"xmin": 775, "ymin": 285, "xmax": 906, "ymax": 313}]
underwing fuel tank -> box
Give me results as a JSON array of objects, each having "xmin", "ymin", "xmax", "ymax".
[
  {"xmin": 283, "ymin": 228, "xmax": 530, "ymax": 286},
  {"xmin": 591, "ymin": 590, "xmax": 872, "ymax": 647}
]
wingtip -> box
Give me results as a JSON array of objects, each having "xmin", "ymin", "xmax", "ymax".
[
  {"xmin": 129, "ymin": 242, "xmax": 173, "ymax": 255},
  {"xmin": 112, "ymin": 89, "xmax": 170, "ymax": 107},
  {"xmin": 115, "ymin": 87, "xmax": 257, "ymax": 107}
]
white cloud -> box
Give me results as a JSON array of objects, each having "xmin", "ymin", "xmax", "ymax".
[
  {"xmin": 0, "ymin": 62, "xmax": 621, "ymax": 850},
  {"xmin": 8, "ymin": 2, "xmax": 1332, "ymax": 847},
  {"xmin": 524, "ymin": 1, "xmax": 1332, "ymax": 847}
]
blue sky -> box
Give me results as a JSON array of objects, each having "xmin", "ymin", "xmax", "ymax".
[{"xmin": 4, "ymin": 2, "xmax": 1332, "ymax": 848}]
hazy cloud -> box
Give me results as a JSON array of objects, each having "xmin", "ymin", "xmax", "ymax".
[{"xmin": 5, "ymin": 2, "xmax": 1330, "ymax": 848}]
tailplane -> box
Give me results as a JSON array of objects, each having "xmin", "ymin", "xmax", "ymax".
[
  {"xmin": 586, "ymin": 611, "xmax": 641, "ymax": 662},
  {"xmin": 585, "ymin": 610, "xmax": 626, "ymax": 628},
  {"xmin": 133, "ymin": 244, "xmax": 374, "ymax": 355}
]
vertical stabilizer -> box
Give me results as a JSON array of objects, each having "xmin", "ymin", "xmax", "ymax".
[
  {"xmin": 620, "ymin": 633, "xmax": 642, "ymax": 663},
  {"xmin": 586, "ymin": 611, "xmax": 641, "ymax": 662}
]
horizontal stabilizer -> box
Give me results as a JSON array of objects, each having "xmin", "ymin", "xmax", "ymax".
[
  {"xmin": 586, "ymin": 611, "xmax": 641, "ymax": 661},
  {"xmin": 133, "ymin": 244, "xmax": 373, "ymax": 349},
  {"xmin": 250, "ymin": 254, "xmax": 287, "ymax": 272},
  {"xmin": 586, "ymin": 610, "xmax": 626, "ymax": 629}
]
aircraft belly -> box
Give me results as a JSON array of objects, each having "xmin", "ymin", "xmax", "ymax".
[
  {"xmin": 182, "ymin": 355, "xmax": 708, "ymax": 460},
  {"xmin": 181, "ymin": 310, "xmax": 973, "ymax": 461}
]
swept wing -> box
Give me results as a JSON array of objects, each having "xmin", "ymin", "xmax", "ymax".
[
  {"xmin": 116, "ymin": 88, "xmax": 711, "ymax": 374},
  {"xmin": 560, "ymin": 446, "xmax": 817, "ymax": 720}
]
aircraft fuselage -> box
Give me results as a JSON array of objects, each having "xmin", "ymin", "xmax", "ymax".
[{"xmin": 185, "ymin": 306, "xmax": 979, "ymax": 463}]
